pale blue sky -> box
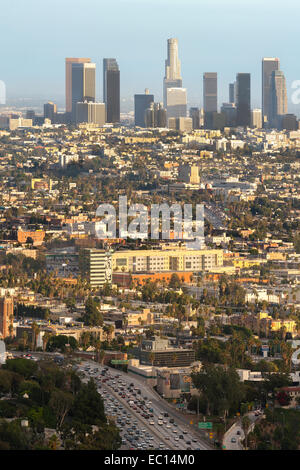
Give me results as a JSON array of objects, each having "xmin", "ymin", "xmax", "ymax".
[{"xmin": 1, "ymin": 0, "xmax": 299, "ymax": 112}]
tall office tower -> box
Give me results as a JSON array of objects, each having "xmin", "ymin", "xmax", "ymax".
[
  {"xmin": 71, "ymin": 62, "xmax": 96, "ymax": 121},
  {"xmin": 145, "ymin": 102, "xmax": 167, "ymax": 128},
  {"xmin": 281, "ymin": 114, "xmax": 298, "ymax": 131},
  {"xmin": 189, "ymin": 107, "xmax": 201, "ymax": 129},
  {"xmin": 44, "ymin": 102, "xmax": 57, "ymax": 122},
  {"xmin": 221, "ymin": 103, "xmax": 237, "ymax": 127},
  {"xmin": 26, "ymin": 110, "xmax": 35, "ymax": 120},
  {"xmin": 168, "ymin": 117, "xmax": 193, "ymax": 133},
  {"xmin": 144, "ymin": 105, "xmax": 155, "ymax": 128},
  {"xmin": 134, "ymin": 89, "xmax": 154, "ymax": 127},
  {"xmin": 155, "ymin": 103, "xmax": 167, "ymax": 128},
  {"xmin": 0, "ymin": 297, "xmax": 13, "ymax": 339},
  {"xmin": 103, "ymin": 58, "xmax": 120, "ymax": 123},
  {"xmin": 203, "ymin": 73, "xmax": 218, "ymax": 128},
  {"xmin": 236, "ymin": 73, "xmax": 251, "ymax": 127},
  {"xmin": 262, "ymin": 57, "xmax": 280, "ymax": 127},
  {"xmin": 229, "ymin": 83, "xmax": 235, "ymax": 103},
  {"xmin": 76, "ymin": 102, "xmax": 106, "ymax": 126},
  {"xmin": 79, "ymin": 248, "xmax": 112, "ymax": 287},
  {"xmin": 166, "ymin": 87, "xmax": 187, "ymax": 120},
  {"xmin": 179, "ymin": 164, "xmax": 200, "ymax": 184},
  {"xmin": 65, "ymin": 58, "xmax": 91, "ymax": 113},
  {"xmin": 163, "ymin": 38, "xmax": 183, "ymax": 108},
  {"xmin": 270, "ymin": 70, "xmax": 287, "ymax": 128},
  {"xmin": 251, "ymin": 108, "xmax": 263, "ymax": 129}
]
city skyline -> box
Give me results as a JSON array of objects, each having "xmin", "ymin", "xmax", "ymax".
[{"xmin": 1, "ymin": 0, "xmax": 300, "ymax": 114}]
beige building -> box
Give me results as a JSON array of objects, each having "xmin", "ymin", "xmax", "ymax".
[
  {"xmin": 124, "ymin": 309, "xmax": 154, "ymax": 327},
  {"xmin": 112, "ymin": 248, "xmax": 223, "ymax": 273},
  {"xmin": 79, "ymin": 248, "xmax": 112, "ymax": 287},
  {"xmin": 76, "ymin": 101, "xmax": 106, "ymax": 126},
  {"xmin": 0, "ymin": 297, "xmax": 14, "ymax": 339},
  {"xmin": 178, "ymin": 164, "xmax": 200, "ymax": 184},
  {"xmin": 251, "ymin": 109, "xmax": 262, "ymax": 129}
]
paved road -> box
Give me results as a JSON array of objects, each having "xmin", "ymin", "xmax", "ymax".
[
  {"xmin": 79, "ymin": 360, "xmax": 212, "ymax": 451},
  {"xmin": 222, "ymin": 411, "xmax": 261, "ymax": 450},
  {"xmin": 223, "ymin": 422, "xmax": 244, "ymax": 450}
]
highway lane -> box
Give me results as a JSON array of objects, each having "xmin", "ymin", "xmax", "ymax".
[
  {"xmin": 104, "ymin": 363, "xmax": 212, "ymax": 450},
  {"xmin": 79, "ymin": 360, "xmax": 212, "ymax": 451},
  {"xmin": 79, "ymin": 364, "xmax": 171, "ymax": 450}
]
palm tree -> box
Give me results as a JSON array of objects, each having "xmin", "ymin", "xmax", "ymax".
[
  {"xmin": 42, "ymin": 331, "xmax": 52, "ymax": 352},
  {"xmin": 21, "ymin": 331, "xmax": 28, "ymax": 350},
  {"xmin": 172, "ymin": 353, "xmax": 178, "ymax": 367},
  {"xmin": 241, "ymin": 416, "xmax": 251, "ymax": 449},
  {"xmin": 98, "ymin": 349, "xmax": 105, "ymax": 365},
  {"xmin": 31, "ymin": 322, "xmax": 40, "ymax": 351},
  {"xmin": 107, "ymin": 325, "xmax": 114, "ymax": 344},
  {"xmin": 95, "ymin": 339, "xmax": 101, "ymax": 362},
  {"xmin": 123, "ymin": 317, "xmax": 128, "ymax": 334},
  {"xmin": 149, "ymin": 352, "xmax": 155, "ymax": 367},
  {"xmin": 280, "ymin": 341, "xmax": 293, "ymax": 371},
  {"xmin": 8, "ymin": 319, "xmax": 14, "ymax": 338}
]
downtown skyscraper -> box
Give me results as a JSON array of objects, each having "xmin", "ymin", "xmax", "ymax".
[
  {"xmin": 103, "ymin": 58, "xmax": 120, "ymax": 123},
  {"xmin": 134, "ymin": 89, "xmax": 154, "ymax": 127},
  {"xmin": 203, "ymin": 72, "xmax": 218, "ymax": 128},
  {"xmin": 236, "ymin": 73, "xmax": 251, "ymax": 127},
  {"xmin": 163, "ymin": 38, "xmax": 183, "ymax": 108},
  {"xmin": 262, "ymin": 57, "xmax": 280, "ymax": 127},
  {"xmin": 163, "ymin": 38, "xmax": 186, "ymax": 121},
  {"xmin": 65, "ymin": 58, "xmax": 91, "ymax": 114},
  {"xmin": 71, "ymin": 62, "xmax": 96, "ymax": 121},
  {"xmin": 270, "ymin": 70, "xmax": 287, "ymax": 128}
]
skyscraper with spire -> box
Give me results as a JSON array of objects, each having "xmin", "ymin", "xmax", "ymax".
[
  {"xmin": 163, "ymin": 38, "xmax": 183, "ymax": 108},
  {"xmin": 163, "ymin": 38, "xmax": 187, "ymax": 121}
]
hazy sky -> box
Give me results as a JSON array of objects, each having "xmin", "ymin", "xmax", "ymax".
[{"xmin": 1, "ymin": 0, "xmax": 300, "ymax": 112}]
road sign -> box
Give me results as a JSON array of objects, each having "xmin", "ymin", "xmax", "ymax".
[{"xmin": 198, "ymin": 422, "xmax": 213, "ymax": 429}]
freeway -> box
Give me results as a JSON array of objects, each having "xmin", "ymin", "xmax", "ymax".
[{"xmin": 77, "ymin": 360, "xmax": 212, "ymax": 451}]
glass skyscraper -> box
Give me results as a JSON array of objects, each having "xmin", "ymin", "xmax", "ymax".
[
  {"xmin": 203, "ymin": 73, "xmax": 218, "ymax": 128},
  {"xmin": 71, "ymin": 62, "xmax": 96, "ymax": 121},
  {"xmin": 103, "ymin": 58, "xmax": 120, "ymax": 123},
  {"xmin": 236, "ymin": 73, "xmax": 251, "ymax": 127},
  {"xmin": 262, "ymin": 58, "xmax": 280, "ymax": 127}
]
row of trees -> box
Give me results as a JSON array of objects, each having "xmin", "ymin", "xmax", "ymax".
[{"xmin": 0, "ymin": 358, "xmax": 121, "ymax": 450}]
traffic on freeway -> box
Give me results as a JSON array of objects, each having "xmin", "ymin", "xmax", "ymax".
[{"xmin": 76, "ymin": 360, "xmax": 212, "ymax": 451}]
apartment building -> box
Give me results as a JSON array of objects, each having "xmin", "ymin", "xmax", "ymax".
[
  {"xmin": 79, "ymin": 248, "xmax": 112, "ymax": 287},
  {"xmin": 112, "ymin": 248, "xmax": 223, "ymax": 273}
]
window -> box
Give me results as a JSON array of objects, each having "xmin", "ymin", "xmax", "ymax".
[{"xmin": 116, "ymin": 258, "xmax": 127, "ymax": 266}]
